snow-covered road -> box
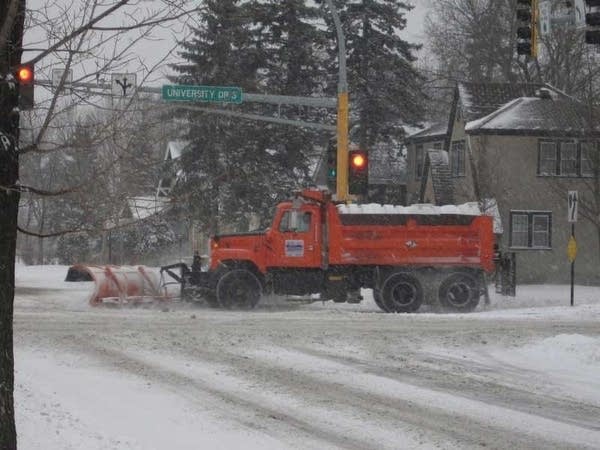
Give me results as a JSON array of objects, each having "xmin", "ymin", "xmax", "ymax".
[{"xmin": 13, "ymin": 265, "xmax": 600, "ymax": 449}]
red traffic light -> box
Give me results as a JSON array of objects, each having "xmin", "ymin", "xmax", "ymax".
[
  {"xmin": 14, "ymin": 64, "xmax": 35, "ymax": 110},
  {"xmin": 350, "ymin": 151, "xmax": 367, "ymax": 170},
  {"xmin": 348, "ymin": 149, "xmax": 368, "ymax": 195},
  {"xmin": 16, "ymin": 65, "xmax": 34, "ymax": 84}
]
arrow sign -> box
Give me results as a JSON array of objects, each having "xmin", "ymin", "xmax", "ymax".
[
  {"xmin": 568, "ymin": 190, "xmax": 578, "ymax": 223},
  {"xmin": 111, "ymin": 73, "xmax": 137, "ymax": 97}
]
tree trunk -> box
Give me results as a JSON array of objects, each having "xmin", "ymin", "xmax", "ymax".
[
  {"xmin": 0, "ymin": 151, "xmax": 19, "ymax": 448},
  {"xmin": 0, "ymin": 0, "xmax": 25, "ymax": 447}
]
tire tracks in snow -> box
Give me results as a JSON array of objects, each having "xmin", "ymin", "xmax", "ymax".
[
  {"xmin": 65, "ymin": 338, "xmax": 390, "ymax": 450},
  {"xmin": 240, "ymin": 345, "xmax": 600, "ymax": 449},
  {"xmin": 66, "ymin": 334, "xmax": 599, "ymax": 450},
  {"xmin": 293, "ymin": 345, "xmax": 600, "ymax": 432}
]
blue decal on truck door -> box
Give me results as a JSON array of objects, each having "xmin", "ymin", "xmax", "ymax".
[{"xmin": 285, "ymin": 240, "xmax": 304, "ymax": 257}]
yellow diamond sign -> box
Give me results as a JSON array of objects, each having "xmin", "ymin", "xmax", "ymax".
[{"xmin": 567, "ymin": 236, "xmax": 577, "ymax": 263}]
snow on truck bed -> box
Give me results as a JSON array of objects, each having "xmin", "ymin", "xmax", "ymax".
[{"xmin": 338, "ymin": 202, "xmax": 482, "ymax": 215}]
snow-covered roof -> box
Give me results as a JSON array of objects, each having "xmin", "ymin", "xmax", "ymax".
[
  {"xmin": 457, "ymin": 82, "xmax": 557, "ymax": 122},
  {"xmin": 424, "ymin": 149, "xmax": 453, "ymax": 206},
  {"xmin": 465, "ymin": 96, "xmax": 600, "ymax": 137},
  {"xmin": 338, "ymin": 202, "xmax": 481, "ymax": 216},
  {"xmin": 406, "ymin": 122, "xmax": 448, "ymax": 142}
]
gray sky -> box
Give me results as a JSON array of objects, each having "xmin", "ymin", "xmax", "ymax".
[
  {"xmin": 24, "ymin": 1, "xmax": 430, "ymax": 89},
  {"xmin": 404, "ymin": 1, "xmax": 428, "ymax": 43}
]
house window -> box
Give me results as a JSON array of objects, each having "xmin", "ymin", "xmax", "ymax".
[
  {"xmin": 415, "ymin": 144, "xmax": 424, "ymax": 180},
  {"xmin": 433, "ymin": 142, "xmax": 443, "ymax": 150},
  {"xmin": 560, "ymin": 142, "xmax": 577, "ymax": 176},
  {"xmin": 539, "ymin": 140, "xmax": 596, "ymax": 177},
  {"xmin": 539, "ymin": 141, "xmax": 557, "ymax": 175},
  {"xmin": 581, "ymin": 141, "xmax": 596, "ymax": 177},
  {"xmin": 511, "ymin": 214, "xmax": 529, "ymax": 247},
  {"xmin": 451, "ymin": 140, "xmax": 465, "ymax": 177},
  {"xmin": 510, "ymin": 211, "xmax": 552, "ymax": 249},
  {"xmin": 532, "ymin": 215, "xmax": 550, "ymax": 247}
]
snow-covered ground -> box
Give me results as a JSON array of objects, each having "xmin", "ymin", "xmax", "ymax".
[{"xmin": 13, "ymin": 265, "xmax": 600, "ymax": 449}]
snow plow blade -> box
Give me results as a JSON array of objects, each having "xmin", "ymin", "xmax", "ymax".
[{"xmin": 66, "ymin": 264, "xmax": 169, "ymax": 306}]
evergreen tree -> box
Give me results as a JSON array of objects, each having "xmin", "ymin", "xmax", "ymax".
[
  {"xmin": 170, "ymin": 0, "xmax": 331, "ymax": 233},
  {"xmin": 245, "ymin": 0, "xmax": 331, "ymax": 203},
  {"xmin": 249, "ymin": 0, "xmax": 328, "ymax": 95},
  {"xmin": 326, "ymin": 0, "xmax": 426, "ymax": 148},
  {"xmin": 170, "ymin": 0, "xmax": 261, "ymax": 234}
]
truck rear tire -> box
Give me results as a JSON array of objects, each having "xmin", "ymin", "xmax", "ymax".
[
  {"xmin": 380, "ymin": 273, "xmax": 423, "ymax": 313},
  {"xmin": 216, "ymin": 269, "xmax": 262, "ymax": 309},
  {"xmin": 438, "ymin": 272, "xmax": 480, "ymax": 312},
  {"xmin": 372, "ymin": 289, "xmax": 390, "ymax": 312}
]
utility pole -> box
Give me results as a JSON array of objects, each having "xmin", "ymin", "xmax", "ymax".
[{"xmin": 325, "ymin": 0, "xmax": 350, "ymax": 202}]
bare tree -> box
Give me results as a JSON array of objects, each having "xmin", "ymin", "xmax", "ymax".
[
  {"xmin": 1, "ymin": 1, "xmax": 196, "ymax": 446},
  {"xmin": 538, "ymin": 28, "xmax": 590, "ymax": 94},
  {"xmin": 424, "ymin": 0, "xmax": 523, "ymax": 84}
]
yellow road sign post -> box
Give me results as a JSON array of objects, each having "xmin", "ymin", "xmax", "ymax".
[
  {"xmin": 567, "ymin": 190, "xmax": 578, "ymax": 306},
  {"xmin": 567, "ymin": 235, "xmax": 577, "ymax": 263}
]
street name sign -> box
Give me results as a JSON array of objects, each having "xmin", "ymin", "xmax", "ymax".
[{"xmin": 162, "ymin": 85, "xmax": 243, "ymax": 104}]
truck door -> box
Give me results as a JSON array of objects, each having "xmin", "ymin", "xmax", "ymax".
[{"xmin": 268, "ymin": 205, "xmax": 321, "ymax": 268}]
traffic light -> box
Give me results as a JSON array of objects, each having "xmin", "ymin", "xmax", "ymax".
[
  {"xmin": 326, "ymin": 140, "xmax": 337, "ymax": 191},
  {"xmin": 14, "ymin": 64, "xmax": 34, "ymax": 110},
  {"xmin": 348, "ymin": 149, "xmax": 368, "ymax": 196},
  {"xmin": 585, "ymin": 0, "xmax": 600, "ymax": 44},
  {"xmin": 516, "ymin": 0, "xmax": 537, "ymax": 57}
]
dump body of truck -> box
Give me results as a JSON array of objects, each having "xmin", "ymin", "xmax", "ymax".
[
  {"xmin": 164, "ymin": 189, "xmax": 496, "ymax": 313},
  {"xmin": 328, "ymin": 202, "xmax": 495, "ymax": 272}
]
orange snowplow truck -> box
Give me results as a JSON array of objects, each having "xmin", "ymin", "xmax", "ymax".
[{"xmin": 161, "ymin": 188, "xmax": 496, "ymax": 312}]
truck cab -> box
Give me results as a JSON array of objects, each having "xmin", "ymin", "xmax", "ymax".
[{"xmin": 209, "ymin": 191, "xmax": 328, "ymax": 298}]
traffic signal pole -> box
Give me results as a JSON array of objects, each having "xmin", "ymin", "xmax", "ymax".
[
  {"xmin": 516, "ymin": 0, "xmax": 539, "ymax": 58},
  {"xmin": 532, "ymin": 0, "xmax": 539, "ymax": 59},
  {"xmin": 326, "ymin": 0, "xmax": 350, "ymax": 202},
  {"xmin": 336, "ymin": 91, "xmax": 350, "ymax": 201}
]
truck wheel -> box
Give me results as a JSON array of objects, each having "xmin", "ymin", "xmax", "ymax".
[
  {"xmin": 182, "ymin": 288, "xmax": 219, "ymax": 307},
  {"xmin": 372, "ymin": 289, "xmax": 390, "ymax": 312},
  {"xmin": 381, "ymin": 273, "xmax": 423, "ymax": 313},
  {"xmin": 216, "ymin": 269, "xmax": 262, "ymax": 309},
  {"xmin": 438, "ymin": 273, "xmax": 480, "ymax": 312},
  {"xmin": 332, "ymin": 290, "xmax": 347, "ymax": 303},
  {"xmin": 203, "ymin": 292, "xmax": 219, "ymax": 308}
]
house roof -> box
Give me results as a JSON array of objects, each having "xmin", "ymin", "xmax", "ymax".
[
  {"xmin": 422, "ymin": 149, "xmax": 454, "ymax": 206},
  {"xmin": 457, "ymin": 82, "xmax": 556, "ymax": 122},
  {"xmin": 406, "ymin": 122, "xmax": 448, "ymax": 143},
  {"xmin": 465, "ymin": 95, "xmax": 600, "ymax": 137}
]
